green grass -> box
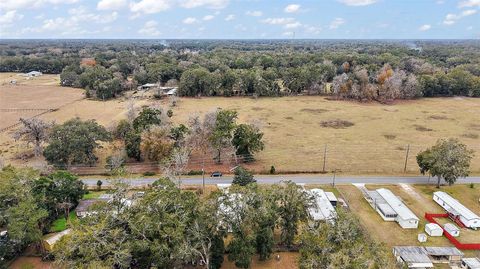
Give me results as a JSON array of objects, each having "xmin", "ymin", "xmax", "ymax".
[
  {"xmin": 82, "ymin": 190, "xmax": 106, "ymax": 199},
  {"xmin": 49, "ymin": 211, "xmax": 77, "ymax": 232}
]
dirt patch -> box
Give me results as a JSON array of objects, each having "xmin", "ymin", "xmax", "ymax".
[
  {"xmin": 462, "ymin": 133, "xmax": 479, "ymax": 139},
  {"xmin": 383, "ymin": 134, "xmax": 397, "ymax": 140},
  {"xmin": 413, "ymin": 124, "xmax": 433, "ymax": 132},
  {"xmin": 284, "ymin": 116, "xmax": 294, "ymax": 120},
  {"xmin": 428, "ymin": 115, "xmax": 449, "ymax": 120},
  {"xmin": 320, "ymin": 119, "xmax": 354, "ymax": 129},
  {"xmin": 251, "ymin": 106, "xmax": 267, "ymax": 111},
  {"xmin": 470, "ymin": 123, "xmax": 480, "ymax": 131},
  {"xmin": 300, "ymin": 108, "xmax": 329, "ymax": 114}
]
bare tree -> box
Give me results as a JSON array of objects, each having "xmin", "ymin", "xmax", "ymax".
[
  {"xmin": 126, "ymin": 98, "xmax": 137, "ymax": 124},
  {"xmin": 163, "ymin": 147, "xmax": 190, "ymax": 188},
  {"xmin": 14, "ymin": 118, "xmax": 53, "ymax": 157}
]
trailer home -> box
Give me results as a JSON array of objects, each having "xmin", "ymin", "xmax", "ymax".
[{"xmin": 433, "ymin": 191, "xmax": 480, "ymax": 229}]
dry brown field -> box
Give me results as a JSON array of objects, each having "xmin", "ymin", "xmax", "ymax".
[
  {"xmin": 170, "ymin": 96, "xmax": 480, "ymax": 174},
  {"xmin": 1, "ymin": 72, "xmax": 479, "ymax": 175}
]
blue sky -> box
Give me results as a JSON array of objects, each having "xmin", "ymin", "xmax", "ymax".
[{"xmin": 0, "ymin": 0, "xmax": 479, "ymax": 39}]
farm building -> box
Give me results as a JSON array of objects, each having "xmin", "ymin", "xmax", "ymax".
[
  {"xmin": 462, "ymin": 257, "xmax": 480, "ymax": 269},
  {"xmin": 307, "ymin": 189, "xmax": 337, "ymax": 223},
  {"xmin": 425, "ymin": 223, "xmax": 443, "ymax": 236},
  {"xmin": 42, "ymin": 229, "xmax": 71, "ymax": 252},
  {"xmin": 138, "ymin": 83, "xmax": 159, "ymax": 90},
  {"xmin": 393, "ymin": 246, "xmax": 464, "ymax": 268},
  {"xmin": 424, "ymin": 247, "xmax": 464, "ymax": 265},
  {"xmin": 433, "ymin": 191, "xmax": 480, "ymax": 229},
  {"xmin": 22, "ymin": 71, "xmax": 42, "ymax": 77},
  {"xmin": 392, "ymin": 246, "xmax": 434, "ymax": 268},
  {"xmin": 365, "ymin": 188, "xmax": 419, "ymax": 228},
  {"xmin": 444, "ymin": 223, "xmax": 460, "ymax": 237}
]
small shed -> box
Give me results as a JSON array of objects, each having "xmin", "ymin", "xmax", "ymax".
[
  {"xmin": 462, "ymin": 257, "xmax": 480, "ymax": 269},
  {"xmin": 425, "ymin": 223, "xmax": 443, "ymax": 236},
  {"xmin": 42, "ymin": 229, "xmax": 72, "ymax": 252},
  {"xmin": 417, "ymin": 233, "xmax": 427, "ymax": 243},
  {"xmin": 444, "ymin": 223, "xmax": 460, "ymax": 237}
]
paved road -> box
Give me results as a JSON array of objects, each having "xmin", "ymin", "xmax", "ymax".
[{"xmin": 81, "ymin": 175, "xmax": 480, "ymax": 187}]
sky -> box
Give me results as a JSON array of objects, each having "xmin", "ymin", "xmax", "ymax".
[{"xmin": 0, "ymin": 0, "xmax": 479, "ymax": 39}]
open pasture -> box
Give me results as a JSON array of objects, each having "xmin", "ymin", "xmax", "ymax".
[{"xmin": 171, "ymin": 96, "xmax": 480, "ymax": 174}]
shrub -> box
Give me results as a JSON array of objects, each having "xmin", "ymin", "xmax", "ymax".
[{"xmin": 269, "ymin": 165, "xmax": 276, "ymax": 174}]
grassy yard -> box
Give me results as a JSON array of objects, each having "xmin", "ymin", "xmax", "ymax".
[
  {"xmin": 49, "ymin": 211, "xmax": 77, "ymax": 233},
  {"xmin": 83, "ymin": 190, "xmax": 107, "ymax": 199},
  {"xmin": 221, "ymin": 252, "xmax": 299, "ymax": 269}
]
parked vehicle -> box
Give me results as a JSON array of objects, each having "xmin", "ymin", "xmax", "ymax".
[{"xmin": 210, "ymin": 171, "xmax": 223, "ymax": 177}]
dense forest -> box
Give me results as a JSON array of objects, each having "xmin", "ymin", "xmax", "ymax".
[{"xmin": 1, "ymin": 39, "xmax": 479, "ymax": 101}]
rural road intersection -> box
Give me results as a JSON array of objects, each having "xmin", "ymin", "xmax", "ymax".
[{"xmin": 81, "ymin": 175, "xmax": 480, "ymax": 187}]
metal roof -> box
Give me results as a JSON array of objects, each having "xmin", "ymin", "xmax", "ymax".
[
  {"xmin": 376, "ymin": 188, "xmax": 419, "ymax": 221},
  {"xmin": 424, "ymin": 246, "xmax": 464, "ymax": 257},
  {"xmin": 393, "ymin": 246, "xmax": 432, "ymax": 264},
  {"xmin": 463, "ymin": 258, "xmax": 480, "ymax": 269},
  {"xmin": 434, "ymin": 191, "xmax": 480, "ymax": 221},
  {"xmin": 444, "ymin": 223, "xmax": 459, "ymax": 232},
  {"xmin": 308, "ymin": 189, "xmax": 337, "ymax": 222}
]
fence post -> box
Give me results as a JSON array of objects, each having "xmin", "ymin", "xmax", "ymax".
[
  {"xmin": 403, "ymin": 144, "xmax": 410, "ymax": 173},
  {"xmin": 322, "ymin": 144, "xmax": 327, "ymax": 173}
]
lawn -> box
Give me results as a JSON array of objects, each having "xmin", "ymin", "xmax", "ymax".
[
  {"xmin": 83, "ymin": 190, "xmax": 106, "ymax": 199},
  {"xmin": 49, "ymin": 211, "xmax": 77, "ymax": 233}
]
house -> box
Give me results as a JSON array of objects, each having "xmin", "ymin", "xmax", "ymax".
[
  {"xmin": 425, "ymin": 223, "xmax": 443, "ymax": 236},
  {"xmin": 393, "ymin": 246, "xmax": 434, "ymax": 268},
  {"xmin": 23, "ymin": 71, "xmax": 42, "ymax": 77},
  {"xmin": 424, "ymin": 246, "xmax": 464, "ymax": 265},
  {"xmin": 42, "ymin": 229, "xmax": 72, "ymax": 252},
  {"xmin": 166, "ymin": 88, "xmax": 177, "ymax": 96},
  {"xmin": 444, "ymin": 223, "xmax": 460, "ymax": 237},
  {"xmin": 433, "ymin": 191, "xmax": 480, "ymax": 229},
  {"xmin": 462, "ymin": 257, "xmax": 480, "ymax": 269},
  {"xmin": 138, "ymin": 83, "xmax": 159, "ymax": 90},
  {"xmin": 366, "ymin": 188, "xmax": 419, "ymax": 228},
  {"xmin": 307, "ymin": 189, "xmax": 337, "ymax": 223},
  {"xmin": 75, "ymin": 199, "xmax": 102, "ymax": 217}
]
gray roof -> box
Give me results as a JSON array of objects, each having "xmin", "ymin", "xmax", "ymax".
[
  {"xmin": 308, "ymin": 189, "xmax": 337, "ymax": 221},
  {"xmin": 463, "ymin": 258, "xmax": 480, "ymax": 269},
  {"xmin": 393, "ymin": 246, "xmax": 432, "ymax": 264},
  {"xmin": 434, "ymin": 191, "xmax": 480, "ymax": 221},
  {"xmin": 424, "ymin": 246, "xmax": 464, "ymax": 257},
  {"xmin": 377, "ymin": 188, "xmax": 419, "ymax": 221}
]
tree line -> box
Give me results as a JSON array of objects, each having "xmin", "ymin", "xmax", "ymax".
[
  {"xmin": 1, "ymin": 40, "xmax": 479, "ymax": 100},
  {"xmin": 13, "ymin": 107, "xmax": 265, "ymax": 173}
]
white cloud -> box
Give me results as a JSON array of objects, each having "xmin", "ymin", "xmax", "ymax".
[
  {"xmin": 225, "ymin": 14, "xmax": 235, "ymax": 21},
  {"xmin": 0, "ymin": 10, "xmax": 24, "ymax": 24},
  {"xmin": 418, "ymin": 24, "xmax": 431, "ymax": 31},
  {"xmin": 284, "ymin": 4, "xmax": 300, "ymax": 13},
  {"xmin": 261, "ymin": 17, "xmax": 296, "ymax": 25},
  {"xmin": 97, "ymin": 0, "xmax": 127, "ymax": 10},
  {"xmin": 129, "ymin": 0, "xmax": 172, "ymax": 14},
  {"xmin": 337, "ymin": 0, "xmax": 377, "ymax": 6},
  {"xmin": 246, "ymin": 10, "xmax": 262, "ymax": 16},
  {"xmin": 329, "ymin": 17, "xmax": 345, "ymax": 29},
  {"xmin": 443, "ymin": 9, "xmax": 477, "ymax": 25},
  {"xmin": 458, "ymin": 0, "xmax": 480, "ymax": 8},
  {"xmin": 68, "ymin": 6, "xmax": 118, "ymax": 24},
  {"xmin": 304, "ymin": 25, "xmax": 321, "ymax": 34},
  {"xmin": 183, "ymin": 17, "xmax": 197, "ymax": 24},
  {"xmin": 1, "ymin": 0, "xmax": 78, "ymax": 11},
  {"xmin": 138, "ymin": 20, "xmax": 160, "ymax": 36},
  {"xmin": 180, "ymin": 0, "xmax": 229, "ymax": 9},
  {"xmin": 203, "ymin": 15, "xmax": 214, "ymax": 20},
  {"xmin": 285, "ymin": 22, "xmax": 302, "ymax": 29}
]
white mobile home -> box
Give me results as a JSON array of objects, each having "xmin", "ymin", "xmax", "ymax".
[
  {"xmin": 367, "ymin": 188, "xmax": 419, "ymax": 228},
  {"xmin": 433, "ymin": 191, "xmax": 480, "ymax": 229},
  {"xmin": 307, "ymin": 189, "xmax": 337, "ymax": 223},
  {"xmin": 462, "ymin": 257, "xmax": 480, "ymax": 269}
]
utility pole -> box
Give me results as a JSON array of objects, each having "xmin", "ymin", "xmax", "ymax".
[
  {"xmin": 403, "ymin": 144, "xmax": 410, "ymax": 173},
  {"xmin": 332, "ymin": 169, "xmax": 336, "ymax": 187},
  {"xmin": 322, "ymin": 144, "xmax": 327, "ymax": 173}
]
